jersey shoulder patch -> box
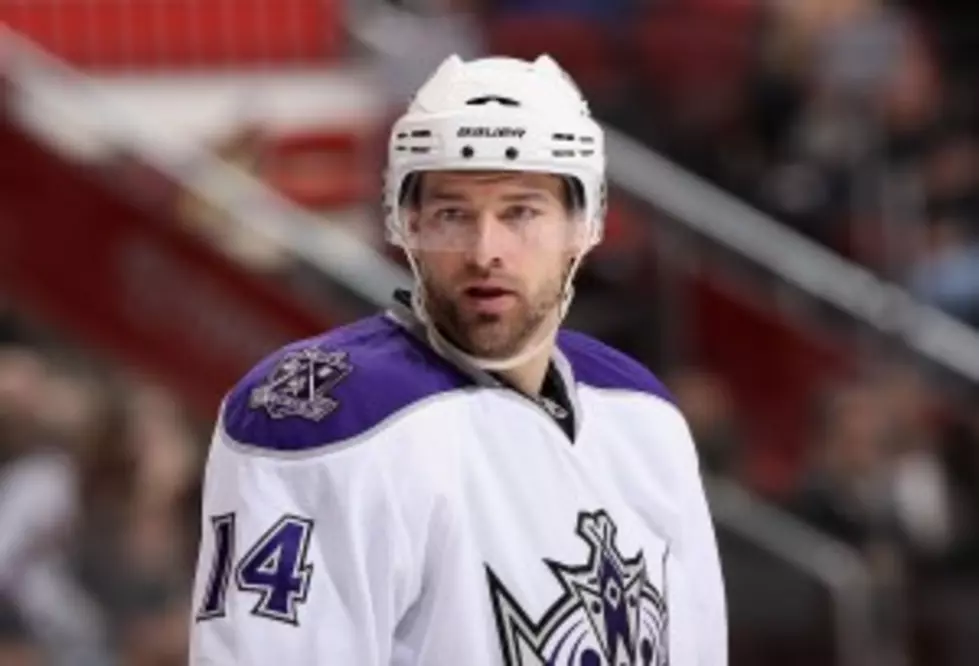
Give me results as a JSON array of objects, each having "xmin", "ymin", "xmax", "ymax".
[
  {"xmin": 557, "ymin": 330, "xmax": 675, "ymax": 405},
  {"xmin": 221, "ymin": 315, "xmax": 469, "ymax": 452}
]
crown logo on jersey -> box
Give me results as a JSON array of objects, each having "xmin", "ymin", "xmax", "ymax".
[
  {"xmin": 487, "ymin": 510, "xmax": 669, "ymax": 666},
  {"xmin": 249, "ymin": 347, "xmax": 353, "ymax": 421}
]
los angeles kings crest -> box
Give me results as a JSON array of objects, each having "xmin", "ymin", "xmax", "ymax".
[{"xmin": 487, "ymin": 510, "xmax": 669, "ymax": 666}]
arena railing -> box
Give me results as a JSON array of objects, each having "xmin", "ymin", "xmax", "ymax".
[
  {"xmin": 606, "ymin": 127, "xmax": 979, "ymax": 384},
  {"xmin": 0, "ymin": 26, "xmax": 411, "ymax": 309},
  {"xmin": 705, "ymin": 475, "xmax": 886, "ymax": 666}
]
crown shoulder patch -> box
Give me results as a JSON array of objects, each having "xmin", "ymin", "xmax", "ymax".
[{"xmin": 248, "ymin": 347, "xmax": 354, "ymax": 422}]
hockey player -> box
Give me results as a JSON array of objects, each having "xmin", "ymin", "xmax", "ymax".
[{"xmin": 189, "ymin": 54, "xmax": 727, "ymax": 665}]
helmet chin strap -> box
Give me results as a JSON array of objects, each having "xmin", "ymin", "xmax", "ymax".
[{"xmin": 404, "ymin": 250, "xmax": 588, "ymax": 374}]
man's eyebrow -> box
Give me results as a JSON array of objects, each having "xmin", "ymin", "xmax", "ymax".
[
  {"xmin": 498, "ymin": 191, "xmax": 550, "ymax": 203},
  {"xmin": 425, "ymin": 191, "xmax": 468, "ymax": 201},
  {"xmin": 421, "ymin": 189, "xmax": 553, "ymax": 204}
]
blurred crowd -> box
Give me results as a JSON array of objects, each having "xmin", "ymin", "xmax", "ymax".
[
  {"xmin": 672, "ymin": 357, "xmax": 979, "ymax": 664},
  {"xmin": 0, "ymin": 307, "xmax": 200, "ymax": 666},
  {"xmin": 612, "ymin": 0, "xmax": 979, "ymax": 326}
]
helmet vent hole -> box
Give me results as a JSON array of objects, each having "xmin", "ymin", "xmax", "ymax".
[{"xmin": 465, "ymin": 95, "xmax": 520, "ymax": 107}]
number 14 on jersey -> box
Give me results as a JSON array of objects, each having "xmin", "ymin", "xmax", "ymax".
[{"xmin": 196, "ymin": 513, "xmax": 315, "ymax": 626}]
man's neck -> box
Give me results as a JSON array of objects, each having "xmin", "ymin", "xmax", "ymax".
[{"xmin": 498, "ymin": 347, "xmax": 553, "ymax": 396}]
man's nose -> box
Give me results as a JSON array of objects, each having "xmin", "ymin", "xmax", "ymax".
[{"xmin": 465, "ymin": 212, "xmax": 508, "ymax": 267}]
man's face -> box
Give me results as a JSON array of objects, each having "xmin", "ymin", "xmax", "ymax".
[{"xmin": 407, "ymin": 170, "xmax": 585, "ymax": 360}]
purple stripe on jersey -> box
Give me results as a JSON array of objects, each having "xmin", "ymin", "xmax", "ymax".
[
  {"xmin": 221, "ymin": 310, "xmax": 672, "ymax": 452},
  {"xmin": 557, "ymin": 330, "xmax": 675, "ymax": 405},
  {"xmin": 222, "ymin": 315, "xmax": 470, "ymax": 451}
]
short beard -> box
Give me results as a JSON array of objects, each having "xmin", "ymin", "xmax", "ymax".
[{"xmin": 420, "ymin": 266, "xmax": 569, "ymax": 361}]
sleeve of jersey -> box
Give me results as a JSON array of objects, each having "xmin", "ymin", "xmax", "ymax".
[
  {"xmin": 679, "ymin": 423, "xmax": 729, "ymax": 666},
  {"xmin": 188, "ymin": 422, "xmax": 414, "ymax": 665}
]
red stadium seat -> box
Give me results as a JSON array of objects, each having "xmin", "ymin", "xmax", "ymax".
[
  {"xmin": 484, "ymin": 15, "xmax": 625, "ymax": 101},
  {"xmin": 631, "ymin": 1, "xmax": 758, "ymax": 117},
  {"xmin": 261, "ymin": 129, "xmax": 373, "ymax": 211},
  {"xmin": 0, "ymin": 0, "xmax": 343, "ymax": 69}
]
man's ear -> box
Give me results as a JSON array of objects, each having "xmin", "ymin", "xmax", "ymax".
[
  {"xmin": 567, "ymin": 213, "xmax": 592, "ymax": 255},
  {"xmin": 406, "ymin": 208, "xmax": 421, "ymax": 234}
]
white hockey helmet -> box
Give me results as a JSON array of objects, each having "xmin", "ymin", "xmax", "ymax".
[{"xmin": 384, "ymin": 54, "xmax": 607, "ymax": 251}]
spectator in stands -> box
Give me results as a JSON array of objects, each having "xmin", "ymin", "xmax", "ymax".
[
  {"xmin": 0, "ymin": 347, "xmax": 47, "ymax": 459},
  {"xmin": 0, "ymin": 347, "xmax": 112, "ymax": 666},
  {"xmin": 879, "ymin": 369, "xmax": 979, "ymax": 666},
  {"xmin": 669, "ymin": 367, "xmax": 743, "ymax": 478},
  {"xmin": 742, "ymin": 0, "xmax": 946, "ymax": 265},
  {"xmin": 0, "ymin": 606, "xmax": 43, "ymax": 666},
  {"xmin": 0, "ymin": 301, "xmax": 29, "ymax": 347},
  {"xmin": 908, "ymin": 131, "xmax": 979, "ymax": 324},
  {"xmin": 938, "ymin": 398, "xmax": 979, "ymax": 571},
  {"xmin": 123, "ymin": 383, "xmax": 198, "ymax": 579},
  {"xmin": 790, "ymin": 379, "xmax": 900, "ymax": 554},
  {"xmin": 0, "ymin": 342, "xmax": 199, "ymax": 665},
  {"xmin": 76, "ymin": 378, "xmax": 198, "ymax": 663},
  {"xmin": 792, "ymin": 363, "xmax": 966, "ymax": 561},
  {"xmin": 908, "ymin": 218, "xmax": 979, "ymax": 325},
  {"xmin": 873, "ymin": 363, "xmax": 956, "ymax": 562},
  {"xmin": 789, "ymin": 376, "xmax": 915, "ymax": 657},
  {"xmin": 118, "ymin": 584, "xmax": 191, "ymax": 666}
]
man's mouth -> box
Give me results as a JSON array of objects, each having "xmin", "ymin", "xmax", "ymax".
[
  {"xmin": 461, "ymin": 285, "xmax": 517, "ymax": 314},
  {"xmin": 464, "ymin": 286, "xmax": 513, "ymax": 299}
]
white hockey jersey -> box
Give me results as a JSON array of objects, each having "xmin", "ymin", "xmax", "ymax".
[{"xmin": 189, "ymin": 297, "xmax": 727, "ymax": 666}]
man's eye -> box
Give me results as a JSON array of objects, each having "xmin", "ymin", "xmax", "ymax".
[
  {"xmin": 502, "ymin": 205, "xmax": 542, "ymax": 222},
  {"xmin": 434, "ymin": 208, "xmax": 468, "ymax": 223},
  {"xmin": 503, "ymin": 205, "xmax": 542, "ymax": 222}
]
